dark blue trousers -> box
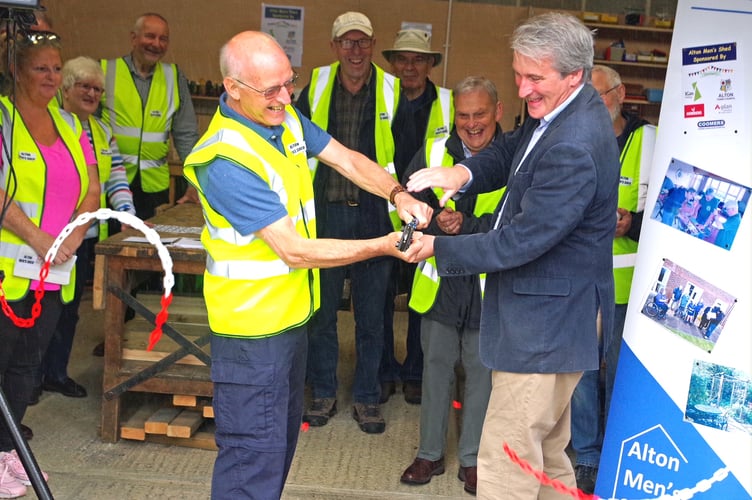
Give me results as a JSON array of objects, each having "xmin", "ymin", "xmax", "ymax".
[{"xmin": 210, "ymin": 326, "xmax": 307, "ymax": 500}]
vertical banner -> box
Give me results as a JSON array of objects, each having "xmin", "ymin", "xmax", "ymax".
[{"xmin": 598, "ymin": 1, "xmax": 752, "ymax": 499}]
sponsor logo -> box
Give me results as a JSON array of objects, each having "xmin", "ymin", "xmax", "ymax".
[
  {"xmin": 714, "ymin": 103, "xmax": 732, "ymax": 114},
  {"xmin": 697, "ymin": 119, "xmax": 725, "ymax": 129},
  {"xmin": 684, "ymin": 104, "xmax": 704, "ymax": 118}
]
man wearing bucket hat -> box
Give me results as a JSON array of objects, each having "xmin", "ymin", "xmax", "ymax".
[
  {"xmin": 380, "ymin": 28, "xmax": 454, "ymax": 406},
  {"xmin": 296, "ymin": 11, "xmax": 411, "ymax": 435}
]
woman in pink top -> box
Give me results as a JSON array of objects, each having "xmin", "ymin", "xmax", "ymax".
[{"xmin": 0, "ymin": 31, "xmax": 99, "ymax": 495}]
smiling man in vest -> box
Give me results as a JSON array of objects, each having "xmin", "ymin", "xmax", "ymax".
[
  {"xmin": 295, "ymin": 11, "xmax": 413, "ymax": 434},
  {"xmin": 400, "ymin": 76, "xmax": 503, "ymax": 495},
  {"xmin": 100, "ymin": 12, "xmax": 199, "ymax": 220},
  {"xmin": 183, "ymin": 31, "xmax": 430, "ymax": 499},
  {"xmin": 379, "ymin": 28, "xmax": 454, "ymax": 406}
]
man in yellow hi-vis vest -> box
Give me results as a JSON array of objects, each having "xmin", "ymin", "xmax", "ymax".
[
  {"xmin": 399, "ymin": 76, "xmax": 503, "ymax": 495},
  {"xmin": 100, "ymin": 12, "xmax": 198, "ymax": 220},
  {"xmin": 183, "ymin": 32, "xmax": 430, "ymax": 499},
  {"xmin": 380, "ymin": 28, "xmax": 454, "ymax": 406},
  {"xmin": 570, "ymin": 64, "xmax": 655, "ymax": 494},
  {"xmin": 295, "ymin": 12, "xmax": 412, "ymax": 434}
]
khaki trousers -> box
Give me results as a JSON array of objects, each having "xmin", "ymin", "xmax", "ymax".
[{"xmin": 477, "ymin": 371, "xmax": 582, "ymax": 499}]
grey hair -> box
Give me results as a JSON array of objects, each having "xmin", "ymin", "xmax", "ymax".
[
  {"xmin": 62, "ymin": 56, "xmax": 104, "ymax": 91},
  {"xmin": 453, "ymin": 76, "xmax": 498, "ymax": 103},
  {"xmin": 132, "ymin": 13, "xmax": 169, "ymax": 34},
  {"xmin": 511, "ymin": 12, "xmax": 594, "ymax": 82},
  {"xmin": 591, "ymin": 64, "xmax": 622, "ymax": 87}
]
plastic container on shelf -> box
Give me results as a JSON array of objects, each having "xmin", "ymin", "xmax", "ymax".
[{"xmin": 645, "ymin": 88, "xmax": 664, "ymax": 102}]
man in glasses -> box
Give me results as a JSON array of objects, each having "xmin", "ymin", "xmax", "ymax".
[
  {"xmin": 183, "ymin": 31, "xmax": 430, "ymax": 499},
  {"xmin": 569, "ymin": 64, "xmax": 656, "ymax": 494},
  {"xmin": 100, "ymin": 12, "xmax": 198, "ymax": 220},
  {"xmin": 295, "ymin": 12, "xmax": 412, "ymax": 434},
  {"xmin": 378, "ymin": 28, "xmax": 454, "ymax": 407}
]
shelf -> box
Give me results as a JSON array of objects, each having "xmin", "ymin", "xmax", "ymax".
[
  {"xmin": 624, "ymin": 99, "xmax": 660, "ymax": 106},
  {"xmin": 586, "ymin": 22, "xmax": 673, "ymax": 34},
  {"xmin": 594, "ymin": 58, "xmax": 668, "ymax": 69}
]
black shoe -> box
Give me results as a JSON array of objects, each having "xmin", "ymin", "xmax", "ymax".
[
  {"xmin": 28, "ymin": 386, "xmax": 42, "ymax": 406},
  {"xmin": 42, "ymin": 377, "xmax": 87, "ymax": 398},
  {"xmin": 403, "ymin": 381, "xmax": 422, "ymax": 405},
  {"xmin": 20, "ymin": 424, "xmax": 33, "ymax": 441},
  {"xmin": 92, "ymin": 341, "xmax": 105, "ymax": 357},
  {"xmin": 575, "ymin": 464, "xmax": 598, "ymax": 494},
  {"xmin": 379, "ymin": 381, "xmax": 396, "ymax": 404}
]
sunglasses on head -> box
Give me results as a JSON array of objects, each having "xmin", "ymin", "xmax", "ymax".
[{"xmin": 20, "ymin": 30, "xmax": 61, "ymax": 45}]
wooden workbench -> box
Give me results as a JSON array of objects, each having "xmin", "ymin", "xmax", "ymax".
[{"xmin": 93, "ymin": 203, "xmax": 213, "ymax": 443}]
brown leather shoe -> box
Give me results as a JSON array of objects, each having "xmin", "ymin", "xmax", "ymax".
[
  {"xmin": 458, "ymin": 466, "xmax": 477, "ymax": 495},
  {"xmin": 400, "ymin": 457, "xmax": 445, "ymax": 485}
]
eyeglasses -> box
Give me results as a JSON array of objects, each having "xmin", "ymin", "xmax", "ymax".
[
  {"xmin": 74, "ymin": 82, "xmax": 104, "ymax": 96},
  {"xmin": 599, "ymin": 84, "xmax": 620, "ymax": 97},
  {"xmin": 22, "ymin": 31, "xmax": 61, "ymax": 45},
  {"xmin": 334, "ymin": 38, "xmax": 373, "ymax": 50},
  {"xmin": 233, "ymin": 73, "xmax": 298, "ymax": 100}
]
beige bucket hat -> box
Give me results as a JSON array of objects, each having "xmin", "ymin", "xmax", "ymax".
[{"xmin": 382, "ymin": 29, "xmax": 442, "ymax": 67}]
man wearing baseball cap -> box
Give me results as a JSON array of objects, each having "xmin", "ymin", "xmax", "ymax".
[
  {"xmin": 296, "ymin": 11, "xmax": 410, "ymax": 435},
  {"xmin": 380, "ymin": 28, "xmax": 454, "ymax": 407}
]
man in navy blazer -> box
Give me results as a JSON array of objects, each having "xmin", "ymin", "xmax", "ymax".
[{"xmin": 406, "ymin": 12, "xmax": 620, "ymax": 499}]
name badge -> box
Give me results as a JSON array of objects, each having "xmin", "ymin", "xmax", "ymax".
[
  {"xmin": 150, "ymin": 110, "xmax": 163, "ymax": 118},
  {"xmin": 288, "ymin": 142, "xmax": 306, "ymax": 155},
  {"xmin": 14, "ymin": 244, "xmax": 76, "ymax": 285},
  {"xmin": 100, "ymin": 148, "xmax": 113, "ymax": 156},
  {"xmin": 379, "ymin": 112, "xmax": 389, "ymax": 121},
  {"xmin": 619, "ymin": 176, "xmax": 633, "ymax": 186},
  {"xmin": 18, "ymin": 151, "xmax": 37, "ymax": 161}
]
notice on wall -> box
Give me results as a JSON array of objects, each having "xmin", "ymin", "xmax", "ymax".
[{"xmin": 261, "ymin": 4, "xmax": 304, "ymax": 67}]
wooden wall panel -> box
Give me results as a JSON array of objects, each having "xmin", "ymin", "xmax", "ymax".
[{"xmin": 42, "ymin": 0, "xmax": 553, "ymax": 131}]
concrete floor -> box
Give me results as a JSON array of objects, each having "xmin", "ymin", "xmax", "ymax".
[{"xmin": 20, "ymin": 292, "xmax": 470, "ymax": 499}]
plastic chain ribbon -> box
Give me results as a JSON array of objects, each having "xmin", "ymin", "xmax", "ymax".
[{"xmin": 0, "ymin": 208, "xmax": 174, "ymax": 351}]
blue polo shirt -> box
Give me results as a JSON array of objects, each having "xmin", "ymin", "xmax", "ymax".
[{"xmin": 196, "ymin": 93, "xmax": 331, "ymax": 235}]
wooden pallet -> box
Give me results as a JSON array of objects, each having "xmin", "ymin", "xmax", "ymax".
[
  {"xmin": 117, "ymin": 295, "xmax": 216, "ymax": 449},
  {"xmin": 120, "ymin": 393, "xmax": 216, "ymax": 450}
]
